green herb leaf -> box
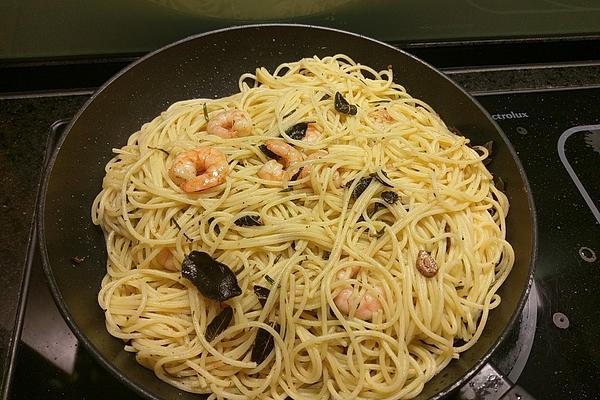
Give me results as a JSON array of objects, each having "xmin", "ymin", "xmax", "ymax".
[
  {"xmin": 253, "ymin": 285, "xmax": 271, "ymax": 307},
  {"xmin": 370, "ymin": 170, "xmax": 394, "ymax": 187},
  {"xmin": 182, "ymin": 251, "xmax": 242, "ymax": 301},
  {"xmin": 205, "ymin": 307, "xmax": 233, "ymax": 342},
  {"xmin": 346, "ymin": 177, "xmax": 372, "ymax": 199},
  {"xmin": 148, "ymin": 146, "xmax": 169, "ymax": 155},
  {"xmin": 251, "ymin": 322, "xmax": 279, "ymax": 364},
  {"xmin": 381, "ymin": 191, "xmax": 399, "ymax": 205},
  {"xmin": 334, "ymin": 92, "xmax": 358, "ymax": 115},
  {"xmin": 203, "ymin": 103, "xmax": 209, "ymax": 121},
  {"xmin": 285, "ymin": 122, "xmax": 309, "ymax": 140},
  {"xmin": 234, "ymin": 215, "xmax": 262, "ymax": 227}
]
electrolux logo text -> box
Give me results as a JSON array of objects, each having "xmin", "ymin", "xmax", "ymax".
[{"xmin": 491, "ymin": 111, "xmax": 529, "ymax": 120}]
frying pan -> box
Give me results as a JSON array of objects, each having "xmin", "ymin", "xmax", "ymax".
[{"xmin": 38, "ymin": 24, "xmax": 536, "ymax": 399}]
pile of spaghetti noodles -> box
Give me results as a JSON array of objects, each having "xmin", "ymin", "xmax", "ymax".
[{"xmin": 92, "ymin": 54, "xmax": 513, "ymax": 399}]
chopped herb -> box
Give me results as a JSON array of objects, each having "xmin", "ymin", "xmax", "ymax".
[
  {"xmin": 285, "ymin": 122, "xmax": 309, "ymax": 140},
  {"xmin": 346, "ymin": 177, "xmax": 372, "ymax": 199},
  {"xmin": 234, "ymin": 215, "xmax": 262, "ymax": 227},
  {"xmin": 334, "ymin": 92, "xmax": 358, "ymax": 115},
  {"xmin": 205, "ymin": 307, "xmax": 233, "ymax": 342},
  {"xmin": 203, "ymin": 103, "xmax": 209, "ymax": 121},
  {"xmin": 70, "ymin": 255, "xmax": 86, "ymax": 265},
  {"xmin": 291, "ymin": 241, "xmax": 296, "ymax": 251},
  {"xmin": 147, "ymin": 146, "xmax": 169, "ymax": 155},
  {"xmin": 206, "ymin": 217, "xmax": 221, "ymax": 235},
  {"xmin": 381, "ymin": 191, "xmax": 399, "ymax": 205},
  {"xmin": 171, "ymin": 217, "xmax": 192, "ymax": 241},
  {"xmin": 264, "ymin": 275, "xmax": 275, "ymax": 285},
  {"xmin": 259, "ymin": 144, "xmax": 279, "ymax": 159},
  {"xmin": 253, "ymin": 285, "xmax": 271, "ymax": 306},
  {"xmin": 282, "ymin": 109, "xmax": 295, "ymax": 119},
  {"xmin": 280, "ymin": 187, "xmax": 293, "ymax": 193},
  {"xmin": 276, "ymin": 66, "xmax": 290, "ymax": 77},
  {"xmin": 181, "ymin": 251, "xmax": 242, "ymax": 301},
  {"xmin": 251, "ymin": 322, "xmax": 279, "ymax": 364},
  {"xmin": 320, "ymin": 94, "xmax": 331, "ymax": 101},
  {"xmin": 232, "ymin": 265, "xmax": 244, "ymax": 275},
  {"xmin": 274, "ymin": 254, "xmax": 281, "ymax": 264},
  {"xmin": 370, "ymin": 170, "xmax": 394, "ymax": 187},
  {"xmin": 289, "ymin": 167, "xmax": 303, "ymax": 181}
]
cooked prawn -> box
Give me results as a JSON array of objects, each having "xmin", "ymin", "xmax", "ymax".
[
  {"xmin": 206, "ymin": 109, "xmax": 252, "ymax": 138},
  {"xmin": 298, "ymin": 150, "xmax": 342, "ymax": 187},
  {"xmin": 334, "ymin": 286, "xmax": 384, "ymax": 321},
  {"xmin": 169, "ymin": 148, "xmax": 228, "ymax": 192},
  {"xmin": 264, "ymin": 139, "xmax": 303, "ymax": 167},
  {"xmin": 333, "ymin": 265, "xmax": 384, "ymax": 321},
  {"xmin": 368, "ymin": 108, "xmax": 395, "ymax": 124},
  {"xmin": 155, "ymin": 248, "xmax": 179, "ymax": 271},
  {"xmin": 303, "ymin": 124, "xmax": 322, "ymax": 144},
  {"xmin": 257, "ymin": 139, "xmax": 304, "ymax": 181},
  {"xmin": 257, "ymin": 159, "xmax": 284, "ymax": 181}
]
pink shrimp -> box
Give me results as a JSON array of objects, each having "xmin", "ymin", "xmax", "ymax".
[
  {"xmin": 333, "ymin": 265, "xmax": 384, "ymax": 321},
  {"xmin": 297, "ymin": 150, "xmax": 342, "ymax": 187},
  {"xmin": 206, "ymin": 109, "xmax": 252, "ymax": 138},
  {"xmin": 155, "ymin": 248, "xmax": 179, "ymax": 271},
  {"xmin": 169, "ymin": 148, "xmax": 228, "ymax": 193},
  {"xmin": 334, "ymin": 286, "xmax": 384, "ymax": 321},
  {"xmin": 368, "ymin": 108, "xmax": 395, "ymax": 124},
  {"xmin": 303, "ymin": 124, "xmax": 322, "ymax": 144},
  {"xmin": 257, "ymin": 159, "xmax": 285, "ymax": 181},
  {"xmin": 257, "ymin": 139, "xmax": 304, "ymax": 181}
]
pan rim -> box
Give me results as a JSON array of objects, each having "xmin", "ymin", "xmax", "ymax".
[{"xmin": 37, "ymin": 22, "xmax": 537, "ymax": 400}]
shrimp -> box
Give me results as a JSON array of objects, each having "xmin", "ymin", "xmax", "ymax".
[
  {"xmin": 303, "ymin": 124, "xmax": 322, "ymax": 144},
  {"xmin": 368, "ymin": 108, "xmax": 395, "ymax": 124},
  {"xmin": 335, "ymin": 286, "xmax": 384, "ymax": 321},
  {"xmin": 257, "ymin": 159, "xmax": 284, "ymax": 181},
  {"xmin": 169, "ymin": 147, "xmax": 228, "ymax": 192},
  {"xmin": 206, "ymin": 109, "xmax": 252, "ymax": 138},
  {"xmin": 333, "ymin": 265, "xmax": 384, "ymax": 321},
  {"xmin": 264, "ymin": 139, "xmax": 303, "ymax": 167},
  {"xmin": 298, "ymin": 150, "xmax": 342, "ymax": 187},
  {"xmin": 257, "ymin": 139, "xmax": 304, "ymax": 181},
  {"xmin": 155, "ymin": 248, "xmax": 179, "ymax": 271}
]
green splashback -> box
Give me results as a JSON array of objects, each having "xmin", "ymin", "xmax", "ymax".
[{"xmin": 2, "ymin": 0, "xmax": 599, "ymax": 59}]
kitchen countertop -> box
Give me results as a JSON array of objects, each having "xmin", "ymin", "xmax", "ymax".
[{"xmin": 1, "ymin": 59, "xmax": 599, "ymax": 396}]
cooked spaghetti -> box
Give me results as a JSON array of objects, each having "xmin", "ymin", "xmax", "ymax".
[{"xmin": 92, "ymin": 54, "xmax": 513, "ymax": 400}]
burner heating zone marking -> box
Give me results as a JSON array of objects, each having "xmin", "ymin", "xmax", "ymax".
[{"xmin": 557, "ymin": 125, "xmax": 600, "ymax": 225}]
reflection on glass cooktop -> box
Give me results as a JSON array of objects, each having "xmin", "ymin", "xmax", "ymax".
[{"xmin": 9, "ymin": 87, "xmax": 600, "ymax": 400}]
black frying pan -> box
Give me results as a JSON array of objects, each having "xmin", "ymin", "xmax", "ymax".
[{"xmin": 38, "ymin": 24, "xmax": 536, "ymax": 399}]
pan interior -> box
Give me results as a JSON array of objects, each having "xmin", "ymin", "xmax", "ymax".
[{"xmin": 40, "ymin": 25, "xmax": 535, "ymax": 400}]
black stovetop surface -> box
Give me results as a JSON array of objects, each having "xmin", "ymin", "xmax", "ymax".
[{"xmin": 7, "ymin": 87, "xmax": 600, "ymax": 400}]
